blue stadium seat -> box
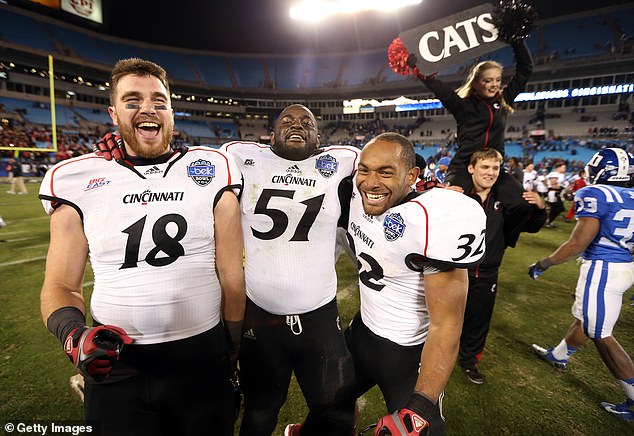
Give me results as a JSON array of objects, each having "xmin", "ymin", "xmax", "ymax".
[
  {"xmin": 175, "ymin": 120, "xmax": 216, "ymax": 139},
  {"xmin": 143, "ymin": 48, "xmax": 197, "ymax": 83},
  {"xmin": 190, "ymin": 54, "xmax": 233, "ymax": 88},
  {"xmin": 341, "ymin": 52, "xmax": 384, "ymax": 86},
  {"xmin": 71, "ymin": 107, "xmax": 110, "ymax": 124},
  {"xmin": 48, "ymin": 26, "xmax": 113, "ymax": 65},
  {"xmin": 0, "ymin": 8, "xmax": 54, "ymax": 52}
]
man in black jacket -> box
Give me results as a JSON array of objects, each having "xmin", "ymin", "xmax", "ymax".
[{"xmin": 451, "ymin": 149, "xmax": 546, "ymax": 384}]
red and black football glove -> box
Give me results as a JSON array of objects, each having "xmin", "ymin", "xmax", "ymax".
[
  {"xmin": 415, "ymin": 175, "xmax": 444, "ymax": 192},
  {"xmin": 64, "ymin": 325, "xmax": 133, "ymax": 382},
  {"xmin": 93, "ymin": 132, "xmax": 125, "ymax": 161},
  {"xmin": 376, "ymin": 392, "xmax": 444, "ymax": 436}
]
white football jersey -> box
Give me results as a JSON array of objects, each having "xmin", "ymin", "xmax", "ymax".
[
  {"xmin": 348, "ymin": 186, "xmax": 486, "ymax": 346},
  {"xmin": 40, "ymin": 148, "xmax": 241, "ymax": 344},
  {"xmin": 221, "ymin": 141, "xmax": 359, "ymax": 314}
]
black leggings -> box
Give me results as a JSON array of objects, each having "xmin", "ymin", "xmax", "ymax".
[
  {"xmin": 84, "ymin": 325, "xmax": 236, "ymax": 436},
  {"xmin": 344, "ymin": 312, "xmax": 423, "ymax": 413},
  {"xmin": 239, "ymin": 298, "xmax": 356, "ymax": 436}
]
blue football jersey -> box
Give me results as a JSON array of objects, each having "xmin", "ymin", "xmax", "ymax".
[{"xmin": 574, "ymin": 184, "xmax": 634, "ymax": 263}]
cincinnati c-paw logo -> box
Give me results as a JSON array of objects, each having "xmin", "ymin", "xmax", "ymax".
[
  {"xmin": 187, "ymin": 159, "xmax": 215, "ymax": 186},
  {"xmin": 315, "ymin": 154, "xmax": 339, "ymax": 178},
  {"xmin": 383, "ymin": 212, "xmax": 406, "ymax": 241}
]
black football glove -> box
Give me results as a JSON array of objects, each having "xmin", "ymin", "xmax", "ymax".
[
  {"xmin": 528, "ymin": 258, "xmax": 552, "ymax": 280},
  {"xmin": 64, "ymin": 325, "xmax": 133, "ymax": 382},
  {"xmin": 93, "ymin": 132, "xmax": 125, "ymax": 161},
  {"xmin": 376, "ymin": 392, "xmax": 444, "ymax": 436}
]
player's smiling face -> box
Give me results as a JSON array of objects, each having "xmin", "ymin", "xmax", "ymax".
[
  {"xmin": 271, "ymin": 104, "xmax": 320, "ymax": 161},
  {"xmin": 473, "ymin": 67, "xmax": 502, "ymax": 99},
  {"xmin": 469, "ymin": 157, "xmax": 501, "ymax": 192},
  {"xmin": 108, "ymin": 74, "xmax": 174, "ymax": 158},
  {"xmin": 356, "ymin": 139, "xmax": 418, "ymax": 216}
]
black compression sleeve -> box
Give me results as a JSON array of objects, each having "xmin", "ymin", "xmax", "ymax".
[{"xmin": 46, "ymin": 306, "xmax": 86, "ymax": 345}]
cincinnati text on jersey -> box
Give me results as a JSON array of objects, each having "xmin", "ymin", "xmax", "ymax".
[
  {"xmin": 122, "ymin": 189, "xmax": 185, "ymax": 205},
  {"xmin": 349, "ymin": 222, "xmax": 375, "ymax": 248},
  {"xmin": 271, "ymin": 174, "xmax": 317, "ymax": 187}
]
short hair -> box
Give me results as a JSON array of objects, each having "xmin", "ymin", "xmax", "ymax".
[
  {"xmin": 469, "ymin": 148, "xmax": 503, "ymax": 166},
  {"xmin": 109, "ymin": 58, "xmax": 170, "ymax": 105},
  {"xmin": 368, "ymin": 132, "xmax": 416, "ymax": 169}
]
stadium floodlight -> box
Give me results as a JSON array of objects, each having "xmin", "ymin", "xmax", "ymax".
[{"xmin": 290, "ymin": 0, "xmax": 423, "ymax": 22}]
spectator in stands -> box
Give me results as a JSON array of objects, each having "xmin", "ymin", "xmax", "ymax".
[
  {"xmin": 409, "ymin": 39, "xmax": 533, "ymax": 214},
  {"xmin": 6, "ymin": 158, "xmax": 27, "ymax": 195},
  {"xmin": 545, "ymin": 161, "xmax": 567, "ymax": 228}
]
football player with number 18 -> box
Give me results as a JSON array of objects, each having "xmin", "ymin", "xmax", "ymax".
[
  {"xmin": 529, "ymin": 147, "xmax": 634, "ymax": 421},
  {"xmin": 40, "ymin": 58, "xmax": 245, "ymax": 436},
  {"xmin": 342, "ymin": 133, "xmax": 487, "ymax": 435}
]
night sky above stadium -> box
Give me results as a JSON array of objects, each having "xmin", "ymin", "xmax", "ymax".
[{"xmin": 105, "ymin": 0, "xmax": 630, "ymax": 54}]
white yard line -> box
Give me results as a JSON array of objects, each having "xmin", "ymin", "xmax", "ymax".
[
  {"xmin": 17, "ymin": 216, "xmax": 49, "ymax": 223},
  {"xmin": 15, "ymin": 243, "xmax": 49, "ymax": 250},
  {"xmin": 0, "ymin": 255, "xmax": 46, "ymax": 268},
  {"xmin": 3, "ymin": 237, "xmax": 36, "ymax": 243},
  {"xmin": 0, "ymin": 230, "xmax": 28, "ymax": 236}
]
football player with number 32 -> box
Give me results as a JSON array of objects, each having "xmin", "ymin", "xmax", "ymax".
[
  {"xmin": 529, "ymin": 147, "xmax": 634, "ymax": 422},
  {"xmin": 343, "ymin": 133, "xmax": 487, "ymax": 435}
]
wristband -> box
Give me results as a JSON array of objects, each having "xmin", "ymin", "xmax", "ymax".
[
  {"xmin": 406, "ymin": 391, "xmax": 438, "ymax": 416},
  {"xmin": 537, "ymin": 257, "xmax": 554, "ymax": 268},
  {"xmin": 225, "ymin": 320, "xmax": 243, "ymax": 352},
  {"xmin": 46, "ymin": 306, "xmax": 86, "ymax": 345}
]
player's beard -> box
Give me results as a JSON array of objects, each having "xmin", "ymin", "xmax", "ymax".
[{"xmin": 119, "ymin": 122, "xmax": 173, "ymax": 158}]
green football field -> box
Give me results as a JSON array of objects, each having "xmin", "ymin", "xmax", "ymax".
[{"xmin": 1, "ymin": 181, "xmax": 632, "ymax": 435}]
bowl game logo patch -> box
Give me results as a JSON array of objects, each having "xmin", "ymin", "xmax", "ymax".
[
  {"xmin": 187, "ymin": 159, "xmax": 215, "ymax": 186},
  {"xmin": 315, "ymin": 154, "xmax": 339, "ymax": 178},
  {"xmin": 384, "ymin": 212, "xmax": 406, "ymax": 241}
]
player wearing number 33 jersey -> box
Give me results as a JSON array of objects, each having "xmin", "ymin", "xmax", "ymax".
[
  {"xmin": 39, "ymin": 147, "xmax": 241, "ymax": 344},
  {"xmin": 529, "ymin": 147, "xmax": 634, "ymax": 422}
]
